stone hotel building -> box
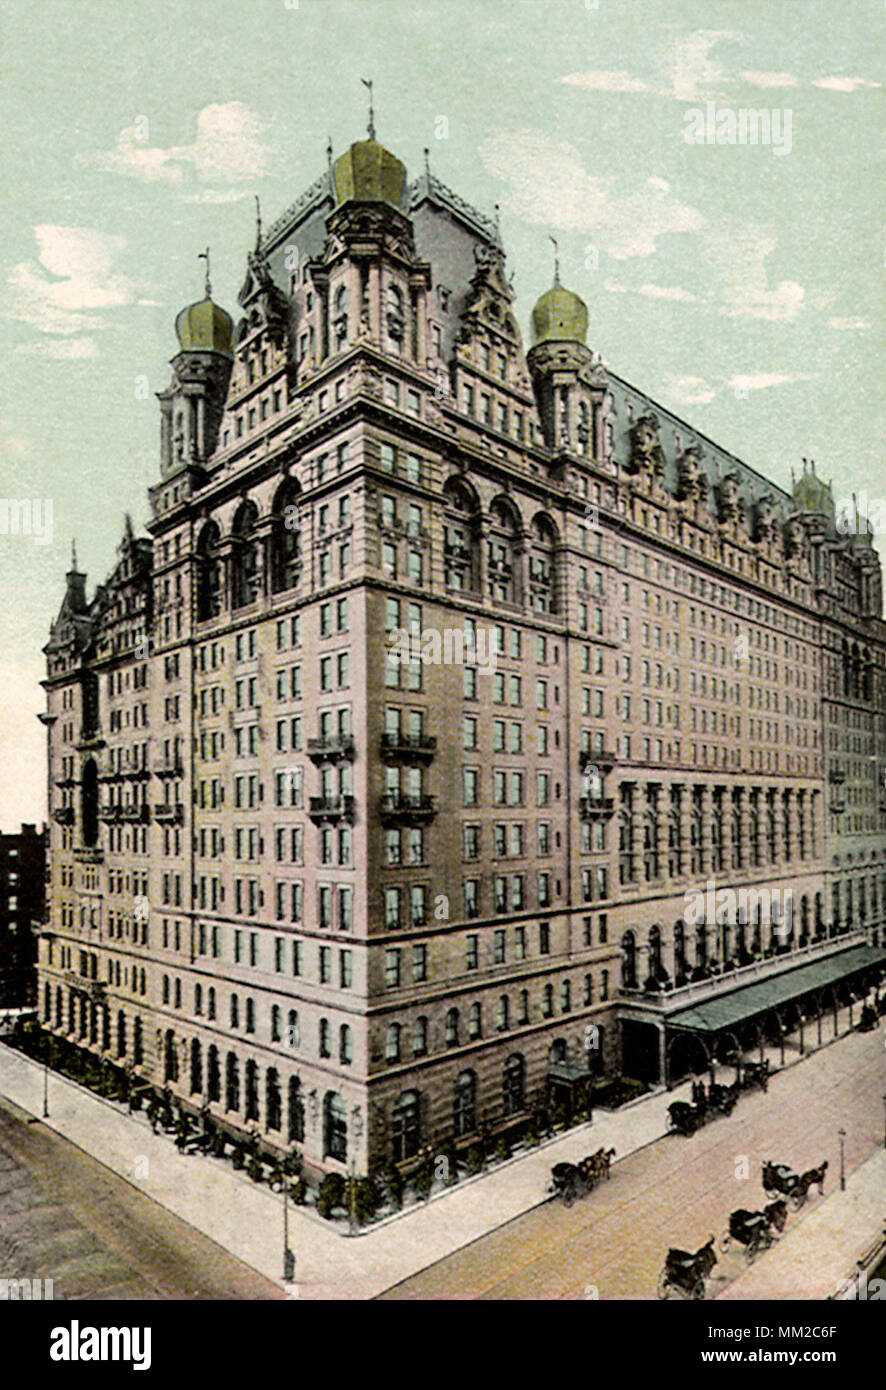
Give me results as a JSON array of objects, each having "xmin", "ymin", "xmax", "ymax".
[{"xmin": 38, "ymin": 129, "xmax": 886, "ymax": 1175}]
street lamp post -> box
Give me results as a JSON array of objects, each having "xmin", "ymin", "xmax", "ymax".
[
  {"xmin": 282, "ymin": 1182, "xmax": 295, "ymax": 1283},
  {"xmin": 42, "ymin": 1055, "xmax": 49, "ymax": 1118},
  {"xmin": 838, "ymin": 1128, "xmax": 847, "ymax": 1190},
  {"xmin": 882, "ymin": 1095, "xmax": 886, "ymax": 1150}
]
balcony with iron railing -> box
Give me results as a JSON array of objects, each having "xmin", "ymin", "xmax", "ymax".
[
  {"xmin": 380, "ymin": 793, "xmax": 437, "ymax": 823},
  {"xmin": 618, "ymin": 925, "xmax": 868, "ymax": 1014},
  {"xmin": 579, "ymin": 795, "xmax": 615, "ymax": 819},
  {"xmin": 579, "ymin": 748, "xmax": 618, "ymax": 772},
  {"xmin": 154, "ymin": 802, "xmax": 184, "ymax": 824},
  {"xmin": 381, "ymin": 732, "xmax": 438, "ymax": 764},
  {"xmin": 306, "ymin": 734, "xmax": 356, "ymax": 764},
  {"xmin": 63, "ymin": 970, "xmax": 106, "ymax": 1002},
  {"xmin": 308, "ymin": 795, "xmax": 356, "ymax": 824}
]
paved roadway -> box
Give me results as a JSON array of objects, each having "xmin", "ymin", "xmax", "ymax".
[
  {"xmin": 381, "ymin": 1026, "xmax": 886, "ymax": 1300},
  {"xmin": 0, "ymin": 1095, "xmax": 284, "ymax": 1300}
]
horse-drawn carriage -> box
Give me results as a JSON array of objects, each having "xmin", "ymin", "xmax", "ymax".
[
  {"xmin": 668, "ymin": 1080, "xmax": 738, "ymax": 1136},
  {"xmin": 657, "ymin": 1235, "xmax": 718, "ymax": 1300},
  {"xmin": 549, "ymin": 1147, "xmax": 615, "ymax": 1206},
  {"xmin": 719, "ymin": 1200, "xmax": 787, "ymax": 1263},
  {"xmin": 739, "ymin": 1059, "xmax": 769, "ymax": 1093},
  {"xmin": 761, "ymin": 1159, "xmax": 827, "ymax": 1210}
]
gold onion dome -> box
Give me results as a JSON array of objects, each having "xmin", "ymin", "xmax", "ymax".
[
  {"xmin": 531, "ymin": 280, "xmax": 589, "ymax": 347},
  {"xmin": 332, "ymin": 138, "xmax": 406, "ymax": 207},
  {"xmin": 175, "ymin": 296, "xmax": 234, "ymax": 355},
  {"xmin": 792, "ymin": 460, "xmax": 834, "ymax": 518}
]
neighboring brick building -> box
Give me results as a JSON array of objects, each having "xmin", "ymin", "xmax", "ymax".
[
  {"xmin": 37, "ymin": 128, "xmax": 886, "ymax": 1176},
  {"xmin": 0, "ymin": 823, "xmax": 46, "ymax": 1006}
]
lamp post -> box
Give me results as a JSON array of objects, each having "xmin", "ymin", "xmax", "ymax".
[
  {"xmin": 42, "ymin": 1054, "xmax": 49, "ymax": 1118},
  {"xmin": 282, "ymin": 1182, "xmax": 294, "ymax": 1283},
  {"xmin": 838, "ymin": 1128, "xmax": 846, "ymax": 1190},
  {"xmin": 882, "ymin": 1095, "xmax": 886, "ymax": 1150}
]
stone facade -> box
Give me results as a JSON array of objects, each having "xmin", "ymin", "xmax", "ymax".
[{"xmin": 37, "ymin": 134, "xmax": 886, "ymax": 1177}]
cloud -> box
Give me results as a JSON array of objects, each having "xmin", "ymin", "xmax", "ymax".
[
  {"xmin": 605, "ymin": 279, "xmax": 697, "ymax": 301},
  {"xmin": 740, "ymin": 71, "xmax": 798, "ymax": 88},
  {"xmin": 813, "ymin": 76, "xmax": 881, "ymax": 92},
  {"xmin": 564, "ymin": 30, "xmax": 742, "ymax": 104},
  {"xmin": 181, "ymin": 189, "xmax": 253, "ymax": 205},
  {"xmin": 706, "ymin": 229, "xmax": 805, "ymax": 321},
  {"xmin": 480, "ymin": 131, "xmax": 704, "ymax": 258},
  {"xmin": 666, "ymin": 375, "xmax": 716, "ymax": 405},
  {"xmin": 562, "ymin": 71, "xmax": 653, "ymax": 94},
  {"xmin": 727, "ymin": 372, "xmax": 803, "ymax": 393},
  {"xmin": 78, "ymin": 103, "xmax": 273, "ymax": 189},
  {"xmin": 827, "ymin": 315, "xmax": 871, "ymax": 331},
  {"xmin": 4, "ymin": 226, "xmax": 137, "ymax": 336}
]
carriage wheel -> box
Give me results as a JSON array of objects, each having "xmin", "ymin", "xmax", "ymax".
[
  {"xmin": 763, "ymin": 1187, "xmax": 777, "ymax": 1202},
  {"xmin": 657, "ymin": 1270, "xmax": 670, "ymax": 1300},
  {"xmin": 563, "ymin": 1188, "xmax": 575, "ymax": 1208},
  {"xmin": 692, "ymin": 1277, "xmax": 706, "ymax": 1300},
  {"xmin": 746, "ymin": 1234, "xmax": 763, "ymax": 1265}
]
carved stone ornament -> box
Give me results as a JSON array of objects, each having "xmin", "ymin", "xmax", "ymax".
[{"xmin": 629, "ymin": 412, "xmax": 665, "ymax": 477}]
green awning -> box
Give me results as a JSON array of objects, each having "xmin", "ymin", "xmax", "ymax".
[{"xmin": 668, "ymin": 943, "xmax": 886, "ymax": 1034}]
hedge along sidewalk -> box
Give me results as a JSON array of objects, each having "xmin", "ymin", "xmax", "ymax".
[{"xmin": 0, "ymin": 1040, "xmax": 702, "ymax": 1300}]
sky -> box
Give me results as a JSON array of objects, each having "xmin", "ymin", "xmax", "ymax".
[{"xmin": 0, "ymin": 0, "xmax": 883, "ymax": 827}]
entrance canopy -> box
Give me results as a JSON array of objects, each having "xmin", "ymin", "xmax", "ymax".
[{"xmin": 668, "ymin": 943, "xmax": 886, "ymax": 1035}]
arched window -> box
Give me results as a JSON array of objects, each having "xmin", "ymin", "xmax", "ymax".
[
  {"xmin": 287, "ymin": 1008, "xmax": 300, "ymax": 1049},
  {"xmin": 164, "ymin": 1028, "xmax": 178, "ymax": 1082},
  {"xmin": 116, "ymin": 1009, "xmax": 126, "ymax": 1056},
  {"xmin": 324, "ymin": 1091, "xmax": 348, "ymax": 1161},
  {"xmin": 674, "ymin": 920, "xmax": 687, "ymax": 980},
  {"xmin": 412, "ymin": 1016, "xmax": 428, "ymax": 1055},
  {"xmin": 271, "ymin": 1005, "xmax": 281, "ymax": 1042},
  {"xmin": 207, "ymin": 1044, "xmax": 220, "ymax": 1102},
  {"xmin": 197, "ymin": 520, "xmax": 223, "ymax": 621},
  {"xmin": 288, "ymin": 1076, "xmax": 305, "ymax": 1143},
  {"xmin": 385, "ymin": 283, "xmax": 404, "ymax": 349},
  {"xmin": 528, "ymin": 514, "xmax": 558, "ymax": 614},
  {"xmin": 266, "ymin": 1068, "xmax": 281, "ymax": 1131},
  {"xmin": 392, "ymin": 1090, "xmax": 420, "ymax": 1161},
  {"xmin": 81, "ymin": 758, "xmax": 99, "ymax": 847},
  {"xmin": 445, "ymin": 1007, "xmax": 459, "ymax": 1047},
  {"xmin": 340, "ymin": 1023, "xmax": 353, "ymax": 1064},
  {"xmin": 469, "ymin": 1001, "xmax": 482, "ymax": 1039},
  {"xmin": 621, "ymin": 931, "xmax": 637, "ymax": 990},
  {"xmin": 503, "ymin": 1054, "xmax": 525, "ymax": 1116},
  {"xmin": 488, "ymin": 497, "xmax": 522, "ymax": 605},
  {"xmin": 245, "ymin": 1058, "xmax": 259, "ymax": 1121},
  {"xmin": 453, "ymin": 1070, "xmax": 476, "ymax": 1138},
  {"xmin": 231, "ymin": 500, "xmax": 260, "ymax": 610},
  {"xmin": 190, "ymin": 1038, "xmax": 202, "ymax": 1094},
  {"xmin": 225, "ymin": 1052, "xmax": 240, "ymax": 1111},
  {"xmin": 443, "ymin": 478, "xmax": 480, "ymax": 594},
  {"xmin": 133, "ymin": 1015, "xmax": 143, "ymax": 1065},
  {"xmin": 333, "ymin": 284, "xmax": 349, "ymax": 349},
  {"xmin": 271, "ymin": 479, "xmax": 302, "ymax": 594},
  {"xmin": 648, "ymin": 925, "xmax": 663, "ymax": 983}
]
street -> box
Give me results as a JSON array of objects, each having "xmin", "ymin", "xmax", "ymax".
[
  {"xmin": 381, "ymin": 1026, "xmax": 886, "ymax": 1299},
  {"xmin": 0, "ymin": 1095, "xmax": 284, "ymax": 1300}
]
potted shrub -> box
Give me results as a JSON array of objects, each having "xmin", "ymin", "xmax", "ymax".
[
  {"xmin": 383, "ymin": 1161, "xmax": 404, "ymax": 1211},
  {"xmin": 317, "ymin": 1172, "xmax": 346, "ymax": 1219},
  {"xmin": 289, "ymin": 1178, "xmax": 306, "ymax": 1205},
  {"xmin": 494, "ymin": 1136, "xmax": 511, "ymax": 1163},
  {"xmin": 350, "ymin": 1175, "xmax": 379, "ymax": 1225},
  {"xmin": 466, "ymin": 1144, "xmax": 484, "ymax": 1176},
  {"xmin": 411, "ymin": 1156, "xmax": 434, "ymax": 1201},
  {"xmin": 246, "ymin": 1154, "xmax": 264, "ymax": 1183},
  {"xmin": 231, "ymin": 1143, "xmax": 245, "ymax": 1170}
]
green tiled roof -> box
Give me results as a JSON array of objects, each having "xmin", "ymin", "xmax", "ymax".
[{"xmin": 668, "ymin": 944, "xmax": 886, "ymax": 1034}]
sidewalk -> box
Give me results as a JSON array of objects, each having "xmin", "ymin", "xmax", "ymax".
[
  {"xmin": 0, "ymin": 1041, "xmax": 690, "ymax": 1299},
  {"xmin": 716, "ymin": 1146, "xmax": 886, "ymax": 1301},
  {"xmin": 0, "ymin": 1022, "xmax": 863, "ymax": 1301}
]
